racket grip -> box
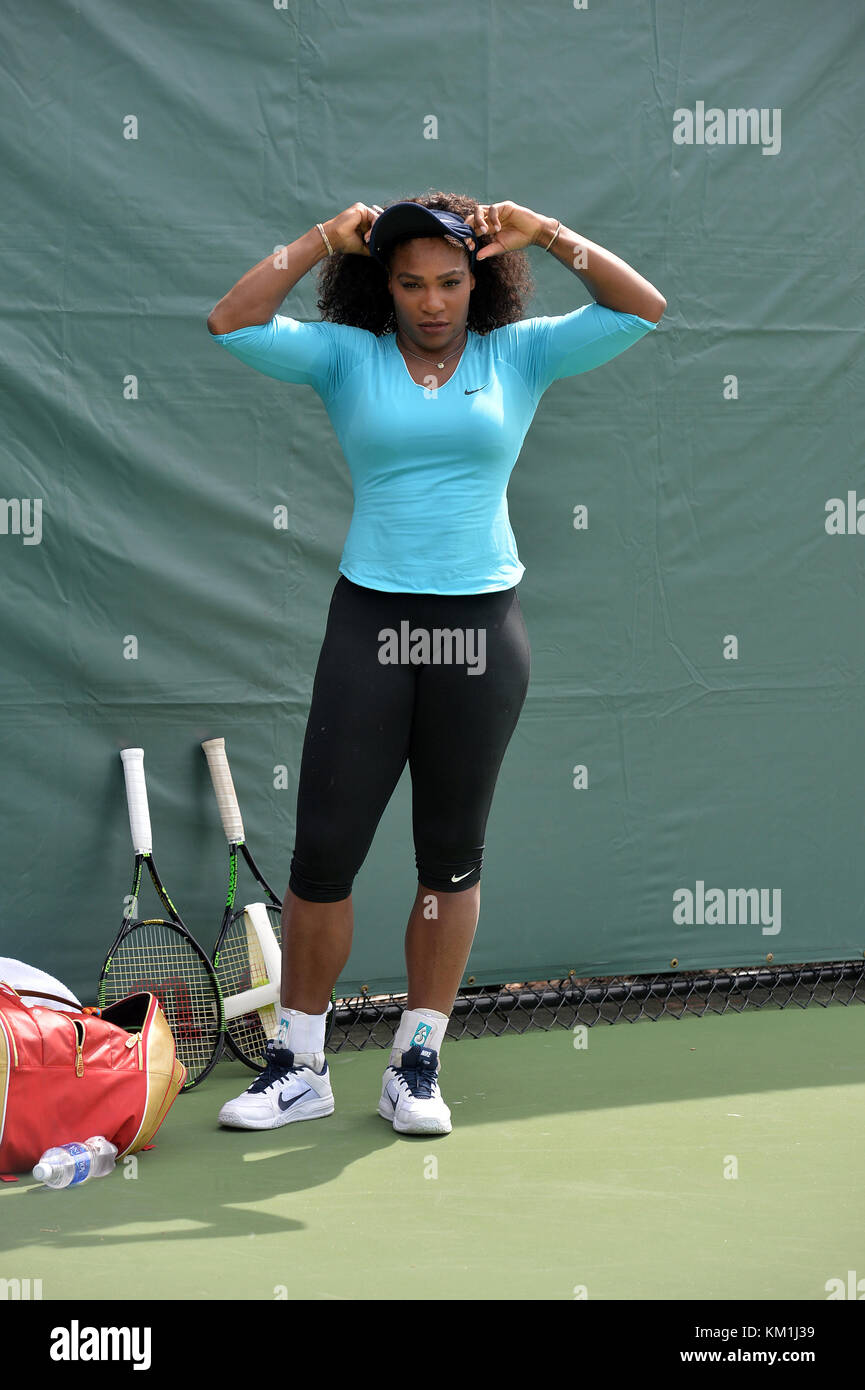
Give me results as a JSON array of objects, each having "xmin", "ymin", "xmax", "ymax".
[
  {"xmin": 120, "ymin": 747, "xmax": 152, "ymax": 854},
  {"xmin": 244, "ymin": 902, "xmax": 282, "ymax": 983},
  {"xmin": 201, "ymin": 737, "xmax": 245, "ymax": 844},
  {"xmin": 223, "ymin": 981, "xmax": 280, "ymax": 1021}
]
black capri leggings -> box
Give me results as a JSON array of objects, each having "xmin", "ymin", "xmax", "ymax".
[{"xmin": 288, "ymin": 575, "xmax": 531, "ymax": 902}]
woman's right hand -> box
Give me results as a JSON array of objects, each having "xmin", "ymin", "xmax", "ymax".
[{"xmin": 322, "ymin": 202, "xmax": 384, "ymax": 256}]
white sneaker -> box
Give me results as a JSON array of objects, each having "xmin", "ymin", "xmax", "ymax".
[
  {"xmin": 378, "ymin": 1044, "xmax": 452, "ymax": 1135},
  {"xmin": 218, "ymin": 1042, "xmax": 334, "ymax": 1130}
]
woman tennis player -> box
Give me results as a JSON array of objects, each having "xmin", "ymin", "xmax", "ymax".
[{"xmin": 207, "ymin": 192, "xmax": 665, "ymax": 1135}]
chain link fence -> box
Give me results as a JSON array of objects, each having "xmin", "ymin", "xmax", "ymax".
[{"xmin": 327, "ymin": 957, "xmax": 865, "ymax": 1050}]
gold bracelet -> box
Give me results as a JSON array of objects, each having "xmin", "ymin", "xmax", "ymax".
[
  {"xmin": 316, "ymin": 222, "xmax": 334, "ymax": 255},
  {"xmin": 543, "ymin": 220, "xmax": 561, "ymax": 252}
]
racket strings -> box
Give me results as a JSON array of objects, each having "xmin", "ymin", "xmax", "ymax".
[
  {"xmin": 216, "ymin": 906, "xmax": 281, "ymax": 1066},
  {"xmin": 101, "ymin": 922, "xmax": 221, "ymax": 1074}
]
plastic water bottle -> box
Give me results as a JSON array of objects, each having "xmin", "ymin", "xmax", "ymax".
[{"xmin": 32, "ymin": 1137, "xmax": 118, "ymax": 1189}]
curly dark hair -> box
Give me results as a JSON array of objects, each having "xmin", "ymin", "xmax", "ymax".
[{"xmin": 315, "ymin": 190, "xmax": 535, "ymax": 336}]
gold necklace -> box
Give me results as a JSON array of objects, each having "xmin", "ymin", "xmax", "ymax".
[{"xmin": 397, "ymin": 328, "xmax": 467, "ymax": 372}]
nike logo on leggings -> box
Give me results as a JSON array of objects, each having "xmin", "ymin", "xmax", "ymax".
[{"xmin": 451, "ymin": 870, "xmax": 473, "ymax": 882}]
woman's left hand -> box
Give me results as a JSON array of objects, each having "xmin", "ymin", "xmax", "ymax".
[{"xmin": 468, "ymin": 202, "xmax": 546, "ymax": 260}]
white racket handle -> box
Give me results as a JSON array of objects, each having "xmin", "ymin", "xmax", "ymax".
[
  {"xmin": 201, "ymin": 737, "xmax": 245, "ymax": 844},
  {"xmin": 120, "ymin": 748, "xmax": 152, "ymax": 854},
  {"xmin": 244, "ymin": 902, "xmax": 282, "ymax": 984},
  {"xmin": 223, "ymin": 982, "xmax": 280, "ymax": 1021},
  {"xmin": 222, "ymin": 903, "xmax": 282, "ymax": 1021}
]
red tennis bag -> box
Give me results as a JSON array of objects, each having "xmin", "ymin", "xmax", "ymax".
[{"xmin": 0, "ymin": 983, "xmax": 186, "ymax": 1174}]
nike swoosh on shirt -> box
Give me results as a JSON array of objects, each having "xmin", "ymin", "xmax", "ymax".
[
  {"xmin": 278, "ymin": 1087, "xmax": 313, "ymax": 1111},
  {"xmin": 464, "ymin": 384, "xmax": 489, "ymax": 394},
  {"xmin": 451, "ymin": 870, "xmax": 473, "ymax": 882}
]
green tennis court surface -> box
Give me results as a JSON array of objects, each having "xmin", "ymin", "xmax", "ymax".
[{"xmin": 2, "ymin": 1004, "xmax": 862, "ymax": 1302}]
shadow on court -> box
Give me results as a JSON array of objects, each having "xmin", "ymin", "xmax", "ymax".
[
  {"xmin": 1, "ymin": 1004, "xmax": 862, "ymax": 1264},
  {"xmin": 0, "ymin": 1094, "xmax": 399, "ymax": 1253}
]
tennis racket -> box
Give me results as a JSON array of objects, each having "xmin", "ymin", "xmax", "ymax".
[
  {"xmin": 202, "ymin": 736, "xmax": 335, "ymax": 1070},
  {"xmin": 98, "ymin": 747, "xmax": 224, "ymax": 1089}
]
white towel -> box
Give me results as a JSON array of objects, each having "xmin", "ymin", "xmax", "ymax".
[{"xmin": 0, "ymin": 957, "xmax": 82, "ymax": 1011}]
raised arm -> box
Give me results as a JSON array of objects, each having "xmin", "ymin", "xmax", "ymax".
[
  {"xmin": 533, "ymin": 215, "xmax": 666, "ymax": 324},
  {"xmin": 206, "ymin": 202, "xmax": 383, "ymax": 335},
  {"xmin": 468, "ymin": 202, "xmax": 666, "ymax": 324}
]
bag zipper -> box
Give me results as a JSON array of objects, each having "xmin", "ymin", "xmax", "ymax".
[{"xmin": 71, "ymin": 1018, "xmax": 85, "ymax": 1077}]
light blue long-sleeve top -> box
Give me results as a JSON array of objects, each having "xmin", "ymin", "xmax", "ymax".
[{"xmin": 209, "ymin": 304, "xmax": 658, "ymax": 594}]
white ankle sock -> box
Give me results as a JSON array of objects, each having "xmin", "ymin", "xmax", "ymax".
[
  {"xmin": 277, "ymin": 1006, "xmax": 329, "ymax": 1072},
  {"xmin": 390, "ymin": 1007, "xmax": 449, "ymax": 1067}
]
